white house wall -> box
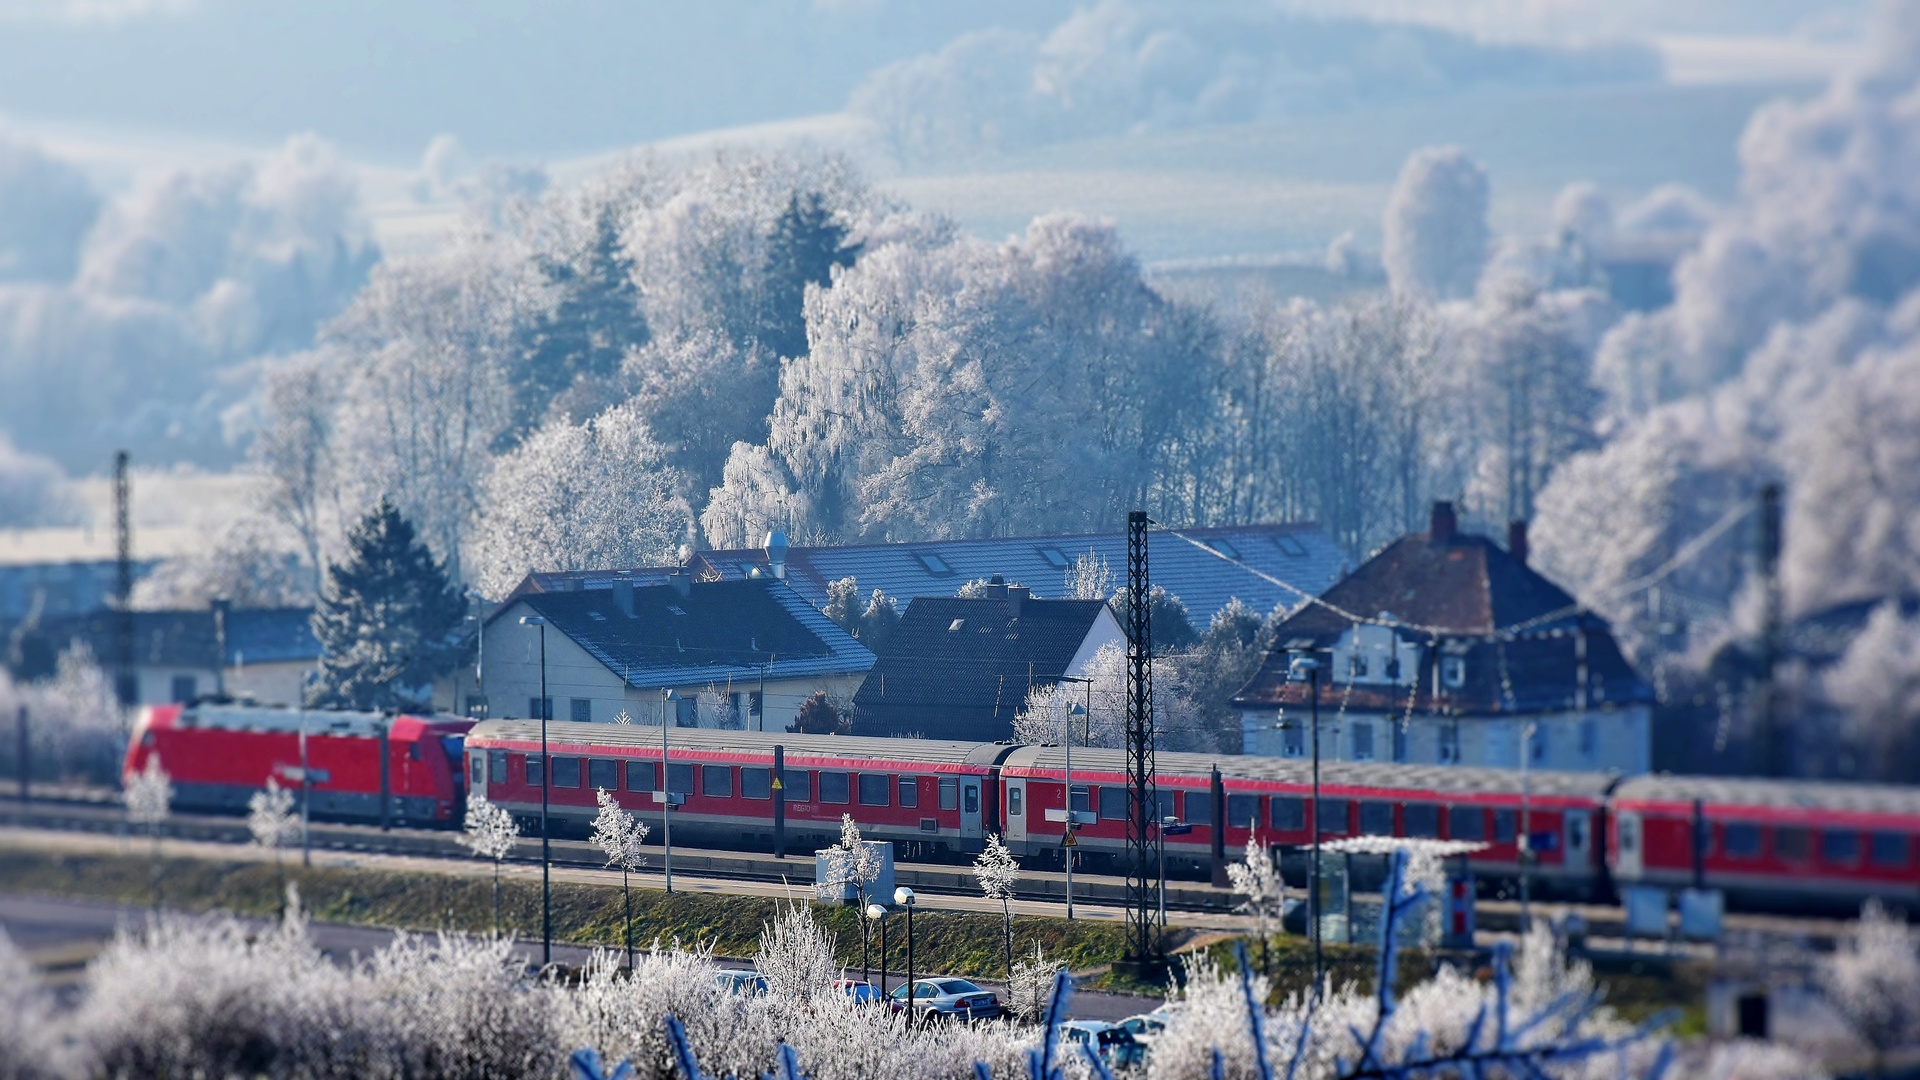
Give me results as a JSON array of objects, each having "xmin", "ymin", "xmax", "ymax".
[
  {"xmin": 1063, "ymin": 606, "xmax": 1126, "ymax": 676},
  {"xmin": 1240, "ymin": 704, "xmax": 1651, "ymax": 774}
]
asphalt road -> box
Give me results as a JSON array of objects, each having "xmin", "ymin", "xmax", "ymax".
[{"xmin": 0, "ymin": 892, "xmax": 1156, "ymax": 1022}]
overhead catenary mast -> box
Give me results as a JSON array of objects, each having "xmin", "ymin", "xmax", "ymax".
[{"xmin": 1120, "ymin": 510, "xmax": 1163, "ymax": 976}]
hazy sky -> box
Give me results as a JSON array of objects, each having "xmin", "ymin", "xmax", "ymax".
[{"xmin": 0, "ymin": 0, "xmax": 1869, "ymax": 162}]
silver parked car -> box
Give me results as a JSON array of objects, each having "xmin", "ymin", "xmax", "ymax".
[{"xmin": 887, "ymin": 978, "xmax": 1002, "ymax": 1021}]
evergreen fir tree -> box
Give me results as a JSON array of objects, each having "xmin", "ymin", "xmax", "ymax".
[
  {"xmin": 756, "ymin": 190, "xmax": 857, "ymax": 361},
  {"xmin": 307, "ymin": 498, "xmax": 467, "ymax": 711}
]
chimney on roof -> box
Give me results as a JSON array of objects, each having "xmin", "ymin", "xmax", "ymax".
[
  {"xmin": 986, "ymin": 573, "xmax": 1008, "ymax": 600},
  {"xmin": 668, "ymin": 570, "xmax": 691, "ymax": 598},
  {"xmin": 1430, "ymin": 501, "xmax": 1457, "ymax": 546},
  {"xmin": 764, "ymin": 530, "xmax": 789, "ymax": 581},
  {"xmin": 613, "ymin": 573, "xmax": 636, "ymax": 617},
  {"xmin": 1508, "ymin": 519, "xmax": 1529, "ymax": 566},
  {"xmin": 1007, "ymin": 583, "xmax": 1029, "ymax": 618}
]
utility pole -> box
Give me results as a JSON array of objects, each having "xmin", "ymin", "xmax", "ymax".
[
  {"xmin": 1756, "ymin": 483, "xmax": 1784, "ymax": 777},
  {"xmin": 112, "ymin": 451, "xmax": 135, "ymax": 710},
  {"xmin": 1120, "ymin": 510, "xmax": 1162, "ymax": 977}
]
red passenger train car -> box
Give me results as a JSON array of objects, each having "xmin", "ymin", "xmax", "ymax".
[
  {"xmin": 124, "ymin": 704, "xmax": 473, "ymax": 826},
  {"xmin": 462, "ymin": 720, "xmax": 1014, "ymax": 853},
  {"xmin": 1610, "ymin": 774, "xmax": 1920, "ymax": 911}
]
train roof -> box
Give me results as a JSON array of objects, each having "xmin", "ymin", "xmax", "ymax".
[
  {"xmin": 1000, "ymin": 744, "xmax": 1620, "ymax": 799},
  {"xmin": 466, "ymin": 720, "xmax": 1016, "ymax": 768},
  {"xmin": 160, "ymin": 705, "xmax": 462, "ymax": 739},
  {"xmin": 1614, "ymin": 773, "xmax": 1920, "ymax": 816}
]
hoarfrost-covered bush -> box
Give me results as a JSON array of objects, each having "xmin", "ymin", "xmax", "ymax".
[
  {"xmin": 0, "ymin": 642, "xmax": 126, "ymax": 786},
  {"xmin": 1817, "ymin": 899, "xmax": 1920, "ymax": 1073},
  {"xmin": 753, "ymin": 904, "xmax": 840, "ymax": 1005},
  {"xmin": 0, "ymin": 928, "xmax": 58, "ymax": 1080}
]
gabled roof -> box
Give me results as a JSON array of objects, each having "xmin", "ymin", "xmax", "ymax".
[
  {"xmin": 496, "ymin": 578, "xmax": 873, "ymax": 689},
  {"xmin": 694, "ymin": 523, "xmax": 1342, "ymax": 627},
  {"xmin": 851, "ymin": 593, "xmax": 1113, "ymax": 741},
  {"xmin": 1233, "ymin": 511, "xmax": 1653, "ymax": 716}
]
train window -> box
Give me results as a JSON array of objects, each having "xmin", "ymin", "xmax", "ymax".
[
  {"xmin": 1009, "ymin": 787, "xmax": 1023, "ymax": 816},
  {"xmin": 858, "ymin": 775, "xmax": 891, "ymax": 806},
  {"xmin": 1871, "ymin": 832, "xmax": 1909, "ymax": 867},
  {"xmin": 740, "ymin": 767, "xmax": 771, "ymax": 800},
  {"xmin": 1157, "ymin": 790, "xmax": 1176, "ymax": 822},
  {"xmin": 965, "ymin": 784, "xmax": 979, "ymax": 815},
  {"xmin": 702, "ymin": 766, "xmax": 733, "ymax": 798},
  {"xmin": 1723, "ymin": 823, "xmax": 1761, "ymax": 859},
  {"xmin": 526, "ymin": 755, "xmax": 544, "ymax": 787},
  {"xmin": 551, "ymin": 757, "xmax": 581, "ymax": 789},
  {"xmin": 939, "ymin": 777, "xmax": 958, "ymax": 810},
  {"xmin": 898, "ymin": 778, "xmax": 918, "ymax": 807},
  {"xmin": 1775, "ymin": 826, "xmax": 1810, "ymax": 862},
  {"xmin": 1403, "ymin": 804, "xmax": 1439, "ymax": 838},
  {"xmin": 667, "ymin": 763, "xmax": 694, "ymax": 795},
  {"xmin": 1822, "ymin": 831, "xmax": 1860, "ymax": 865},
  {"xmin": 1184, "ymin": 790, "xmax": 1211, "ymax": 826},
  {"xmin": 588, "ymin": 759, "xmax": 617, "ymax": 791},
  {"xmin": 490, "ymin": 751, "xmax": 509, "ymax": 783},
  {"xmin": 1448, "ymin": 806, "xmax": 1486, "ymax": 841},
  {"xmin": 626, "ymin": 760, "xmax": 657, "ymax": 792},
  {"xmin": 1272, "ymin": 797, "xmax": 1305, "ymax": 831},
  {"xmin": 1493, "ymin": 809, "xmax": 1517, "ymax": 844},
  {"xmin": 1359, "ymin": 801, "xmax": 1393, "ymax": 836},
  {"xmin": 782, "ymin": 770, "xmax": 811, "ymax": 802},
  {"xmin": 819, "ymin": 772, "xmax": 851, "ymax": 804},
  {"xmin": 1100, "ymin": 787, "xmax": 1129, "ymax": 821},
  {"xmin": 470, "ymin": 756, "xmax": 483, "ymax": 785},
  {"xmin": 1227, "ymin": 794, "xmax": 1259, "ymax": 828},
  {"xmin": 1072, "ymin": 786, "xmax": 1093, "ymax": 814},
  {"xmin": 1316, "ymin": 799, "xmax": 1349, "ymax": 835}
]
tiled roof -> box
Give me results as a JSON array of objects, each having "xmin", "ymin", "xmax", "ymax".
[
  {"xmin": 37, "ymin": 606, "xmax": 319, "ymax": 668},
  {"xmin": 498, "ymin": 579, "xmax": 873, "ymax": 689},
  {"xmin": 1234, "ymin": 520, "xmax": 1653, "ymax": 716},
  {"xmin": 689, "ymin": 523, "xmax": 1344, "ymax": 628},
  {"xmin": 851, "ymin": 594, "xmax": 1110, "ymax": 741}
]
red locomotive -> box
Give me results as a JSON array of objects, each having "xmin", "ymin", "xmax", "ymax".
[{"xmin": 124, "ymin": 704, "xmax": 473, "ymax": 827}]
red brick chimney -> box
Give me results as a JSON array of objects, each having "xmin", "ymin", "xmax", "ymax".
[
  {"xmin": 1508, "ymin": 520, "xmax": 1529, "ymax": 565},
  {"xmin": 1430, "ymin": 501, "xmax": 1457, "ymax": 545}
]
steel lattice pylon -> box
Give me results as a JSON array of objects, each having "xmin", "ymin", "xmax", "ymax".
[{"xmin": 1123, "ymin": 510, "xmax": 1162, "ymax": 972}]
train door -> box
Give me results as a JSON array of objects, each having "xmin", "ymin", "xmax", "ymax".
[
  {"xmin": 1612, "ymin": 810, "xmax": 1641, "ymax": 878},
  {"xmin": 1005, "ymin": 779, "xmax": 1029, "ymax": 844},
  {"xmin": 1565, "ymin": 809, "xmax": 1595, "ymax": 877},
  {"xmin": 961, "ymin": 778, "xmax": 984, "ymax": 842}
]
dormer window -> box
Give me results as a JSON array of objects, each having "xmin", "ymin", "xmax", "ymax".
[
  {"xmin": 1349, "ymin": 653, "xmax": 1369, "ymax": 679},
  {"xmin": 1204, "ymin": 539, "xmax": 1241, "ymax": 560},
  {"xmin": 915, "ymin": 552, "xmax": 954, "ymax": 575},
  {"xmin": 1037, "ymin": 547, "xmax": 1069, "ymax": 569},
  {"xmin": 1275, "ymin": 535, "xmax": 1307, "ymax": 557},
  {"xmin": 949, "ymin": 619, "xmax": 966, "ymax": 632}
]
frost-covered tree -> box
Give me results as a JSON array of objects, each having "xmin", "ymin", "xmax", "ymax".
[
  {"xmin": 130, "ymin": 513, "xmax": 310, "ymax": 610},
  {"xmin": 1382, "ymin": 146, "xmax": 1490, "ymax": 301},
  {"xmin": 973, "ymin": 834, "xmax": 1021, "ymax": 979},
  {"xmin": 590, "ymin": 787, "xmax": 650, "ymax": 968},
  {"xmin": 248, "ymin": 350, "xmax": 344, "ymax": 592},
  {"xmin": 246, "ymin": 777, "xmax": 300, "ymax": 912},
  {"xmin": 1004, "ymin": 941, "xmax": 1064, "ymax": 1025},
  {"xmin": 308, "ymin": 498, "xmax": 466, "ymax": 712},
  {"xmin": 754, "ymin": 904, "xmax": 841, "ymax": 1006},
  {"xmin": 460, "ymin": 790, "xmax": 521, "ymax": 935},
  {"xmin": 0, "ymin": 643, "xmax": 126, "ymax": 786},
  {"xmin": 1015, "ymin": 641, "xmax": 1126, "ymax": 750},
  {"xmin": 0, "ymin": 929, "xmax": 55, "ymax": 1080},
  {"xmin": 124, "ymin": 755, "xmax": 172, "ymax": 909},
  {"xmin": 468, "ymin": 401, "xmax": 692, "ymax": 598},
  {"xmin": 1227, "ymin": 834, "xmax": 1284, "ymax": 977},
  {"xmin": 816, "ymin": 813, "xmax": 883, "ymax": 968},
  {"xmin": 1819, "ymin": 899, "xmax": 1920, "ymax": 1077},
  {"xmin": 1063, "ymin": 550, "xmax": 1112, "ymax": 601}
]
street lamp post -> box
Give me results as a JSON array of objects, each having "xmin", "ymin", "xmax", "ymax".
[
  {"xmin": 895, "ymin": 886, "xmax": 917, "ymax": 1028},
  {"xmin": 1058, "ymin": 676, "xmax": 1094, "ymax": 921},
  {"xmin": 660, "ymin": 688, "xmax": 679, "ymax": 894},
  {"xmin": 866, "ymin": 902, "xmax": 888, "ymax": 996},
  {"xmin": 1289, "ymin": 653, "xmax": 1323, "ymax": 1001},
  {"xmin": 520, "ymin": 614, "xmax": 552, "ymax": 968},
  {"xmin": 1520, "ymin": 721, "xmax": 1537, "ymax": 931}
]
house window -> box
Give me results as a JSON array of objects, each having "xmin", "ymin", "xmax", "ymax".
[
  {"xmin": 1871, "ymin": 832, "xmax": 1910, "ymax": 867},
  {"xmin": 171, "ymin": 675, "xmax": 196, "ymax": 703},
  {"xmin": 1441, "ymin": 657, "xmax": 1466, "ymax": 688},
  {"xmin": 898, "ymin": 778, "xmax": 918, "ymax": 807},
  {"xmin": 1316, "ymin": 799, "xmax": 1348, "ymax": 835},
  {"xmin": 1403, "ymin": 804, "xmax": 1439, "ymax": 838},
  {"xmin": 1579, "ymin": 718, "xmax": 1597, "ymax": 760},
  {"xmin": 1205, "ymin": 539, "xmax": 1241, "ymax": 560},
  {"xmin": 1348, "ymin": 653, "xmax": 1369, "ymax": 679},
  {"xmin": 1226, "ymin": 794, "xmax": 1259, "ymax": 828},
  {"xmin": 529, "ymin": 697, "xmax": 552, "ymax": 721},
  {"xmin": 913, "ymin": 551, "xmax": 953, "ymax": 575},
  {"xmin": 858, "ymin": 774, "xmax": 891, "ymax": 806},
  {"xmin": 749, "ymin": 692, "xmax": 763, "ymax": 719},
  {"xmin": 588, "ymin": 759, "xmax": 618, "ymax": 791},
  {"xmin": 781, "ymin": 770, "xmax": 811, "ymax": 802},
  {"xmin": 666, "ymin": 763, "xmax": 694, "ymax": 795},
  {"xmin": 702, "ymin": 766, "xmax": 733, "ymax": 798},
  {"xmin": 1438, "ymin": 725, "xmax": 1460, "ymax": 763},
  {"xmin": 1351, "ymin": 722, "xmax": 1374, "ymax": 761},
  {"xmin": 625, "ymin": 760, "xmax": 657, "ymax": 792},
  {"xmin": 818, "ymin": 771, "xmax": 851, "ymax": 804},
  {"xmin": 552, "ymin": 757, "xmax": 581, "ymax": 789},
  {"xmin": 1723, "ymin": 823, "xmax": 1761, "ymax": 859},
  {"xmin": 1275, "ymin": 535, "xmax": 1308, "ymax": 556},
  {"xmin": 526, "ymin": 755, "xmax": 544, "ymax": 787},
  {"xmin": 675, "ymin": 696, "xmax": 698, "ymax": 727},
  {"xmin": 570, "ymin": 698, "xmax": 592, "ymax": 723},
  {"xmin": 1038, "ymin": 547, "xmax": 1069, "ymax": 569},
  {"xmin": 1530, "ymin": 726, "xmax": 1548, "ymax": 763},
  {"xmin": 740, "ymin": 768, "xmax": 771, "ymax": 799},
  {"xmin": 1392, "ymin": 722, "xmax": 1407, "ymax": 762},
  {"xmin": 1448, "ymin": 806, "xmax": 1486, "ymax": 841},
  {"xmin": 1099, "ymin": 787, "xmax": 1129, "ymax": 821},
  {"xmin": 1359, "ymin": 801, "xmax": 1394, "ymax": 836},
  {"xmin": 1385, "ymin": 657, "xmax": 1401, "ymax": 681},
  {"xmin": 1281, "ymin": 720, "xmax": 1304, "ymax": 758},
  {"xmin": 1271, "ymin": 797, "xmax": 1305, "ymax": 832},
  {"xmin": 467, "ymin": 695, "xmax": 489, "ymax": 718}
]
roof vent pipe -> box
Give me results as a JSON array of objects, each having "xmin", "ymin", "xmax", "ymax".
[
  {"xmin": 764, "ymin": 530, "xmax": 789, "ymax": 581},
  {"xmin": 1507, "ymin": 520, "xmax": 1529, "ymax": 566},
  {"xmin": 1430, "ymin": 501, "xmax": 1457, "ymax": 545}
]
